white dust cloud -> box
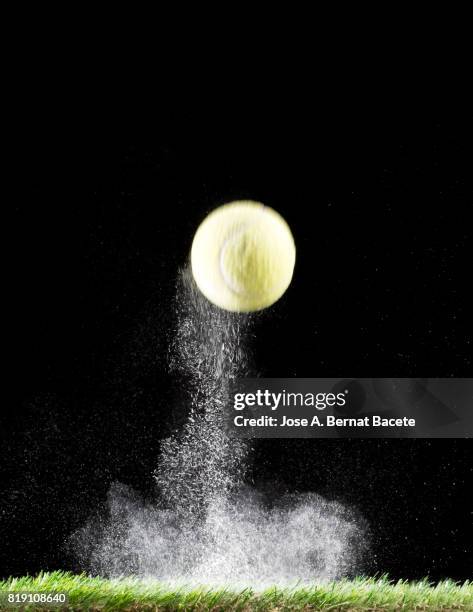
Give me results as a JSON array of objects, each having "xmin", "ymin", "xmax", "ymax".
[{"xmin": 72, "ymin": 268, "xmax": 368, "ymax": 587}]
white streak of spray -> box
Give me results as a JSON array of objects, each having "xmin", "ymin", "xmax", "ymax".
[
  {"xmin": 155, "ymin": 267, "xmax": 252, "ymax": 516},
  {"xmin": 72, "ymin": 268, "xmax": 368, "ymax": 586}
]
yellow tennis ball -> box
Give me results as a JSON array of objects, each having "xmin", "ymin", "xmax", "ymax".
[{"xmin": 191, "ymin": 201, "xmax": 296, "ymax": 312}]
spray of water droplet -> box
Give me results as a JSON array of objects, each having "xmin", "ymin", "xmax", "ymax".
[
  {"xmin": 72, "ymin": 267, "xmax": 369, "ymax": 587},
  {"xmin": 155, "ymin": 267, "xmax": 253, "ymax": 517}
]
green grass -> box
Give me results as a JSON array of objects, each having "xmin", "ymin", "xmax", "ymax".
[{"xmin": 0, "ymin": 571, "xmax": 471, "ymax": 611}]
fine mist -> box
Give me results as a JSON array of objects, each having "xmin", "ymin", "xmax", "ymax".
[{"xmin": 72, "ymin": 268, "xmax": 369, "ymax": 587}]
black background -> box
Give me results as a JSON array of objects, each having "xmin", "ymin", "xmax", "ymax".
[{"xmin": 3, "ymin": 116, "xmax": 472, "ymax": 581}]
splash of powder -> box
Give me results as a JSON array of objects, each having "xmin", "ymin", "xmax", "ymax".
[
  {"xmin": 72, "ymin": 268, "xmax": 369, "ymax": 586},
  {"xmin": 155, "ymin": 267, "xmax": 253, "ymax": 516}
]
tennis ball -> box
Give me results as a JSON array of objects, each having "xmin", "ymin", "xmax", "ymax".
[{"xmin": 191, "ymin": 200, "xmax": 296, "ymax": 312}]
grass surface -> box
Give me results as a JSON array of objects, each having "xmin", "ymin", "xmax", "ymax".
[{"xmin": 0, "ymin": 572, "xmax": 471, "ymax": 611}]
